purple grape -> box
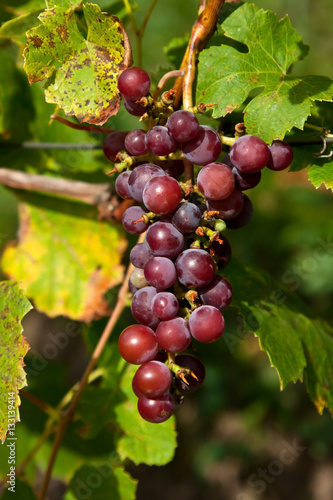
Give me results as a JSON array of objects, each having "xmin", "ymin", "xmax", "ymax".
[
  {"xmin": 128, "ymin": 163, "xmax": 164, "ymax": 203},
  {"xmin": 207, "ymin": 188, "xmax": 244, "ymax": 220},
  {"xmin": 146, "ymin": 221, "xmax": 184, "ymax": 258},
  {"xmin": 131, "ymin": 286, "xmax": 159, "ymax": 327},
  {"xmin": 182, "ymin": 125, "xmax": 222, "ymax": 165},
  {"xmin": 144, "ymin": 257, "xmax": 177, "ymax": 291},
  {"xmin": 267, "ymin": 140, "xmax": 293, "ymax": 171},
  {"xmin": 118, "ymin": 67, "xmax": 151, "ymax": 101},
  {"xmin": 226, "ymin": 193, "xmax": 253, "ymax": 229},
  {"xmin": 189, "ymin": 305, "xmax": 225, "ymax": 342},
  {"xmin": 122, "ymin": 206, "xmax": 149, "ymax": 234},
  {"xmin": 198, "ymin": 275, "xmax": 233, "ymax": 310},
  {"xmin": 142, "ymin": 175, "xmax": 182, "ymax": 215},
  {"xmin": 175, "ymin": 249, "xmax": 216, "ymax": 288},
  {"xmin": 130, "ymin": 242, "xmax": 153, "ymax": 268},
  {"xmin": 230, "ymin": 135, "xmax": 270, "ymax": 173},
  {"xmin": 124, "ymin": 98, "xmax": 148, "ymax": 116},
  {"xmin": 103, "ymin": 131, "xmax": 128, "ymax": 162},
  {"xmin": 197, "ymin": 162, "xmax": 235, "ymax": 200},
  {"xmin": 156, "ymin": 317, "xmax": 192, "ymax": 353},
  {"xmin": 167, "ymin": 110, "xmax": 199, "ymax": 142},
  {"xmin": 137, "ymin": 394, "xmax": 175, "ymax": 423},
  {"xmin": 133, "ymin": 361, "xmax": 172, "ymax": 398},
  {"xmin": 171, "ymin": 202, "xmax": 202, "ymax": 234},
  {"xmin": 118, "ymin": 324, "xmax": 158, "ymax": 364},
  {"xmin": 125, "ymin": 129, "xmax": 148, "ymax": 156},
  {"xmin": 115, "ymin": 171, "xmax": 133, "ymax": 199},
  {"xmin": 145, "ymin": 126, "xmax": 176, "ymax": 156},
  {"xmin": 152, "ymin": 292, "xmax": 179, "ymax": 321}
]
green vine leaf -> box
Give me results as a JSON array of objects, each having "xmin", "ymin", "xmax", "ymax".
[
  {"xmin": 0, "ymin": 281, "xmax": 32, "ymax": 443},
  {"xmin": 307, "ymin": 157, "xmax": 333, "ymax": 191},
  {"xmin": 224, "ymin": 259, "xmax": 333, "ymax": 415},
  {"xmin": 1, "ymin": 196, "xmax": 127, "ymax": 322},
  {"xmin": 23, "ymin": 2, "xmax": 132, "ymax": 125},
  {"xmin": 64, "ymin": 464, "xmax": 137, "ymax": 500},
  {"xmin": 197, "ymin": 3, "xmax": 333, "ymax": 143}
]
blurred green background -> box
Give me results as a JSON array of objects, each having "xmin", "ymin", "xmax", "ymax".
[{"xmin": 0, "ymin": 1, "xmax": 332, "ymax": 499}]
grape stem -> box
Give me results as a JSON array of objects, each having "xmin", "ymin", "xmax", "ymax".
[
  {"xmin": 173, "ymin": 0, "xmax": 225, "ymax": 109},
  {"xmin": 153, "ymin": 70, "xmax": 185, "ymax": 101},
  {"xmin": 50, "ymin": 114, "xmax": 114, "ymax": 134},
  {"xmin": 37, "ymin": 239, "xmax": 143, "ymax": 500}
]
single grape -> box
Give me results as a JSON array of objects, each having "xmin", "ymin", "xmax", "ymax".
[
  {"xmin": 267, "ymin": 140, "xmax": 293, "ymax": 171},
  {"xmin": 130, "ymin": 242, "xmax": 153, "ymax": 268},
  {"xmin": 171, "ymin": 202, "xmax": 202, "ymax": 234},
  {"xmin": 142, "ymin": 175, "xmax": 182, "ymax": 215},
  {"xmin": 122, "ymin": 206, "xmax": 149, "ymax": 234},
  {"xmin": 129, "ymin": 267, "xmax": 149, "ymax": 289},
  {"xmin": 115, "ymin": 171, "xmax": 133, "ymax": 199},
  {"xmin": 229, "ymin": 135, "xmax": 270, "ymax": 173},
  {"xmin": 207, "ymin": 188, "xmax": 244, "ymax": 220},
  {"xmin": 117, "ymin": 67, "xmax": 151, "ymax": 101},
  {"xmin": 132, "ymin": 377, "xmax": 144, "ymax": 398},
  {"xmin": 182, "ymin": 125, "xmax": 222, "ymax": 165},
  {"xmin": 152, "ymin": 292, "xmax": 179, "ymax": 321},
  {"xmin": 145, "ymin": 126, "xmax": 176, "ymax": 156},
  {"xmin": 167, "ymin": 110, "xmax": 199, "ymax": 142},
  {"xmin": 128, "ymin": 163, "xmax": 164, "ymax": 203},
  {"xmin": 133, "ymin": 361, "xmax": 172, "ymax": 398},
  {"xmin": 175, "ymin": 249, "xmax": 216, "ymax": 288},
  {"xmin": 131, "ymin": 286, "xmax": 159, "ymax": 327},
  {"xmin": 118, "ymin": 324, "xmax": 158, "ymax": 364},
  {"xmin": 124, "ymin": 98, "xmax": 148, "ymax": 116},
  {"xmin": 103, "ymin": 131, "xmax": 128, "ymax": 162},
  {"xmin": 198, "ymin": 275, "xmax": 233, "ymax": 310},
  {"xmin": 210, "ymin": 237, "xmax": 232, "ymax": 268},
  {"xmin": 137, "ymin": 394, "xmax": 175, "ymax": 423},
  {"xmin": 125, "ymin": 129, "xmax": 148, "ymax": 156},
  {"xmin": 197, "ymin": 162, "xmax": 235, "ymax": 200},
  {"xmin": 144, "ymin": 257, "xmax": 177, "ymax": 291},
  {"xmin": 146, "ymin": 221, "xmax": 185, "ymax": 258},
  {"xmin": 156, "ymin": 317, "xmax": 192, "ymax": 353},
  {"xmin": 226, "ymin": 194, "xmax": 253, "ymax": 229},
  {"xmin": 232, "ymin": 166, "xmax": 262, "ymax": 190},
  {"xmin": 174, "ymin": 354, "xmax": 205, "ymax": 394},
  {"xmin": 189, "ymin": 305, "xmax": 225, "ymax": 342}
]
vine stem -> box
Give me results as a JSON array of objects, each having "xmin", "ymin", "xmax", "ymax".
[
  {"xmin": 50, "ymin": 114, "xmax": 114, "ymax": 134},
  {"xmin": 37, "ymin": 244, "xmax": 143, "ymax": 500},
  {"xmin": 173, "ymin": 0, "xmax": 225, "ymax": 109}
]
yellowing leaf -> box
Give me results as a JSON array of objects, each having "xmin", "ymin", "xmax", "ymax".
[
  {"xmin": 0, "ymin": 281, "xmax": 32, "ymax": 443},
  {"xmin": 23, "ymin": 2, "xmax": 132, "ymax": 125},
  {"xmin": 1, "ymin": 197, "xmax": 127, "ymax": 322}
]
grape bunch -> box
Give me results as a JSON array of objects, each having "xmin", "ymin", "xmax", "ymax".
[{"xmin": 105, "ymin": 66, "xmax": 293, "ymax": 424}]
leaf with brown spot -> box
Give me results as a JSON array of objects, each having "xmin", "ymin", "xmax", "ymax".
[
  {"xmin": 0, "ymin": 281, "xmax": 32, "ymax": 443},
  {"xmin": 1, "ymin": 195, "xmax": 127, "ymax": 322},
  {"xmin": 23, "ymin": 3, "xmax": 132, "ymax": 125}
]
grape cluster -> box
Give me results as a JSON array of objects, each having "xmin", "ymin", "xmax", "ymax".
[{"xmin": 106, "ymin": 67, "xmax": 293, "ymax": 424}]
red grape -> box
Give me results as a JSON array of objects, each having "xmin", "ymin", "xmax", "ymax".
[
  {"xmin": 144, "ymin": 257, "xmax": 177, "ymax": 290},
  {"xmin": 131, "ymin": 286, "xmax": 159, "ymax": 327},
  {"xmin": 182, "ymin": 125, "xmax": 222, "ymax": 165},
  {"xmin": 115, "ymin": 171, "xmax": 133, "ymax": 199},
  {"xmin": 145, "ymin": 126, "xmax": 176, "ymax": 156},
  {"xmin": 128, "ymin": 163, "xmax": 164, "ymax": 203},
  {"xmin": 146, "ymin": 221, "xmax": 184, "ymax": 258},
  {"xmin": 142, "ymin": 175, "xmax": 182, "ymax": 215},
  {"xmin": 103, "ymin": 131, "xmax": 128, "ymax": 162},
  {"xmin": 198, "ymin": 275, "xmax": 233, "ymax": 310},
  {"xmin": 197, "ymin": 162, "xmax": 235, "ymax": 200},
  {"xmin": 152, "ymin": 292, "xmax": 179, "ymax": 320},
  {"xmin": 229, "ymin": 135, "xmax": 270, "ymax": 173},
  {"xmin": 124, "ymin": 98, "xmax": 148, "ymax": 116},
  {"xmin": 226, "ymin": 194, "xmax": 253, "ymax": 229},
  {"xmin": 118, "ymin": 67, "xmax": 151, "ymax": 101},
  {"xmin": 207, "ymin": 188, "xmax": 244, "ymax": 220},
  {"xmin": 189, "ymin": 305, "xmax": 225, "ymax": 342},
  {"xmin": 130, "ymin": 242, "xmax": 153, "ymax": 268},
  {"xmin": 125, "ymin": 129, "xmax": 148, "ymax": 156},
  {"xmin": 267, "ymin": 140, "xmax": 293, "ymax": 171},
  {"xmin": 122, "ymin": 206, "xmax": 149, "ymax": 234},
  {"xmin": 118, "ymin": 324, "xmax": 158, "ymax": 364},
  {"xmin": 133, "ymin": 361, "xmax": 172, "ymax": 398},
  {"xmin": 175, "ymin": 249, "xmax": 216, "ymax": 288},
  {"xmin": 167, "ymin": 110, "xmax": 199, "ymax": 142},
  {"xmin": 137, "ymin": 394, "xmax": 175, "ymax": 423},
  {"xmin": 156, "ymin": 317, "xmax": 192, "ymax": 353},
  {"xmin": 171, "ymin": 202, "xmax": 202, "ymax": 234}
]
